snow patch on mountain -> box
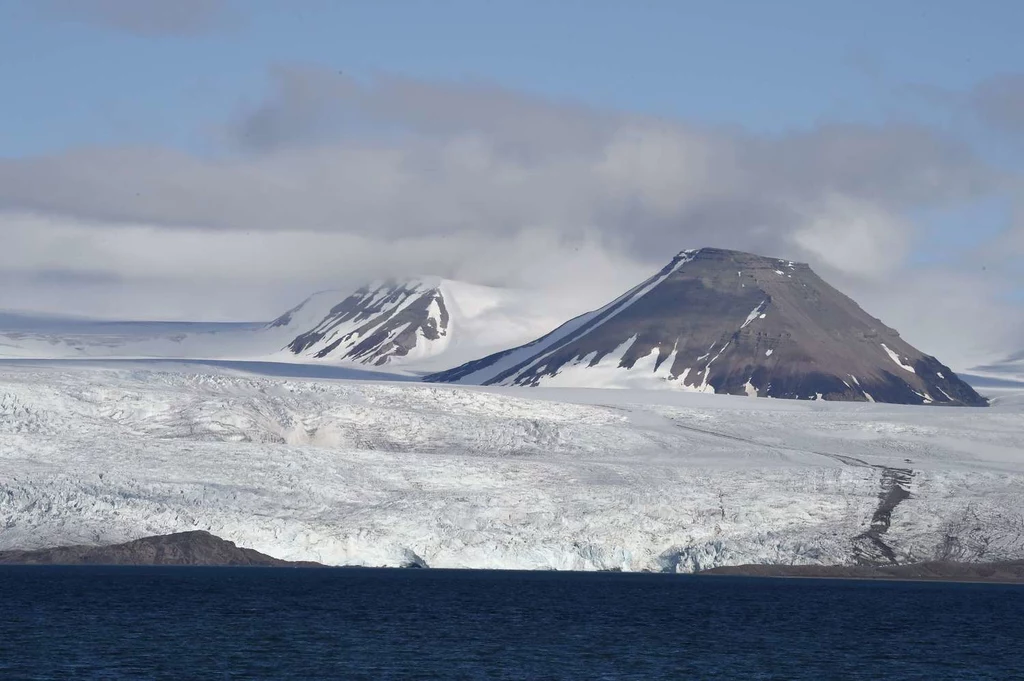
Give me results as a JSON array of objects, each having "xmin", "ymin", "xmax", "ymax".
[
  {"xmin": 881, "ymin": 343, "xmax": 917, "ymax": 374},
  {"xmin": 740, "ymin": 300, "xmax": 769, "ymax": 329},
  {"xmin": 535, "ymin": 336, "xmax": 680, "ymax": 390}
]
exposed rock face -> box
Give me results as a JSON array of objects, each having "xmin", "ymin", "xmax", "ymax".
[
  {"xmin": 270, "ymin": 278, "xmax": 449, "ymax": 366},
  {"xmin": 698, "ymin": 561, "xmax": 1024, "ymax": 583},
  {"xmin": 427, "ymin": 248, "xmax": 987, "ymax": 406},
  {"xmin": 0, "ymin": 531, "xmax": 320, "ymax": 567}
]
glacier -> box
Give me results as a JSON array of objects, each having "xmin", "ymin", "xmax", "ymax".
[{"xmin": 1, "ymin": 359, "xmax": 1022, "ymax": 572}]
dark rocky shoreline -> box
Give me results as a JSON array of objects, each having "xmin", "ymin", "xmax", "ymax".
[
  {"xmin": 5, "ymin": 531, "xmax": 1024, "ymax": 583},
  {"xmin": 698, "ymin": 561, "xmax": 1024, "ymax": 584},
  {"xmin": 0, "ymin": 531, "xmax": 322, "ymax": 567}
]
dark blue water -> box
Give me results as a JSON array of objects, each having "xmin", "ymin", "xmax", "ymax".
[{"xmin": 1, "ymin": 567, "xmax": 1021, "ymax": 680}]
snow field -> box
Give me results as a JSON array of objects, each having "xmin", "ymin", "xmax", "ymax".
[{"xmin": 1, "ymin": 362, "xmax": 1022, "ymax": 571}]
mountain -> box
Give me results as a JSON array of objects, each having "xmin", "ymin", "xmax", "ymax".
[
  {"xmin": 269, "ymin": 278, "xmax": 450, "ymax": 366},
  {"xmin": 268, "ymin": 277, "xmax": 583, "ymax": 373},
  {"xmin": 0, "ymin": 279, "xmax": 577, "ymax": 375},
  {"xmin": 0, "ymin": 530, "xmax": 320, "ymax": 566},
  {"xmin": 426, "ymin": 248, "xmax": 987, "ymax": 406}
]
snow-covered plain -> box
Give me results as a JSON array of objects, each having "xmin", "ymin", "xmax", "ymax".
[{"xmin": 1, "ymin": 360, "xmax": 1022, "ymax": 572}]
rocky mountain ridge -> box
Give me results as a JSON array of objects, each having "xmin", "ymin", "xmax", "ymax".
[
  {"xmin": 427, "ymin": 248, "xmax": 987, "ymax": 406},
  {"xmin": 270, "ymin": 278, "xmax": 450, "ymax": 366},
  {"xmin": 0, "ymin": 531, "xmax": 321, "ymax": 566}
]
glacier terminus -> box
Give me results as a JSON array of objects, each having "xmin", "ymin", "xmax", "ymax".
[{"xmin": 1, "ymin": 360, "xmax": 1021, "ymax": 571}]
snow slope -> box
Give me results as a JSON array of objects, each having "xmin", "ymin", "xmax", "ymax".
[
  {"xmin": 1, "ymin": 360, "xmax": 1021, "ymax": 571},
  {"xmin": 0, "ymin": 279, "xmax": 580, "ymax": 376}
]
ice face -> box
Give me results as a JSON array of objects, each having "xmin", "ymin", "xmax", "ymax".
[{"xmin": 1, "ymin": 361, "xmax": 1021, "ymax": 572}]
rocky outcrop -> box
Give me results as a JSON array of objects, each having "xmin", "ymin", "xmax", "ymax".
[
  {"xmin": 270, "ymin": 278, "xmax": 449, "ymax": 366},
  {"xmin": 427, "ymin": 248, "xmax": 987, "ymax": 406},
  {"xmin": 0, "ymin": 531, "xmax": 320, "ymax": 567},
  {"xmin": 698, "ymin": 560, "xmax": 1024, "ymax": 583}
]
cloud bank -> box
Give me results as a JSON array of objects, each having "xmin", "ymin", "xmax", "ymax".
[
  {"xmin": 39, "ymin": 0, "xmax": 237, "ymax": 36},
  {"xmin": 0, "ymin": 66, "xmax": 1020, "ymax": 368}
]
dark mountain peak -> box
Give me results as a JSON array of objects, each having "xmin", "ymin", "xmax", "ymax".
[
  {"xmin": 681, "ymin": 246, "xmax": 807, "ymax": 265},
  {"xmin": 426, "ymin": 248, "xmax": 987, "ymax": 407},
  {"xmin": 675, "ymin": 247, "xmax": 815, "ymax": 277}
]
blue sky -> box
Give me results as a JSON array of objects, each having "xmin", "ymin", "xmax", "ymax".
[
  {"xmin": 3, "ymin": 0, "xmax": 1023, "ymax": 155},
  {"xmin": 0, "ymin": 0, "xmax": 1020, "ymax": 364}
]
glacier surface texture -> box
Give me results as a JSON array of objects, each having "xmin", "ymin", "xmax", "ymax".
[{"xmin": 1, "ymin": 361, "xmax": 1022, "ymax": 572}]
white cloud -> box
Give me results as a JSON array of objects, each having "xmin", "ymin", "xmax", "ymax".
[
  {"xmin": 38, "ymin": 0, "xmax": 238, "ymax": 36},
  {"xmin": 844, "ymin": 266, "xmax": 1024, "ymax": 369},
  {"xmin": 970, "ymin": 74, "xmax": 1024, "ymax": 137},
  {"xmin": 0, "ymin": 68, "xmax": 1019, "ymax": 365},
  {"xmin": 0, "ymin": 213, "xmax": 648, "ymax": 323},
  {"xmin": 790, "ymin": 195, "xmax": 914, "ymax": 277},
  {"xmin": 596, "ymin": 124, "xmax": 725, "ymax": 216}
]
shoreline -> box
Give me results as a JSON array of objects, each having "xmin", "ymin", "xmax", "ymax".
[
  {"xmin": 693, "ymin": 571, "xmax": 1024, "ymax": 586},
  {"xmin": 3, "ymin": 531, "xmax": 1023, "ymax": 584},
  {"xmin": 694, "ymin": 561, "xmax": 1024, "ymax": 585},
  {"xmin": 2, "ymin": 564, "xmax": 1022, "ymax": 586}
]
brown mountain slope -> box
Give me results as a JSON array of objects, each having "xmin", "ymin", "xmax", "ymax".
[
  {"xmin": 0, "ymin": 531, "xmax": 320, "ymax": 567},
  {"xmin": 428, "ymin": 248, "xmax": 986, "ymax": 406}
]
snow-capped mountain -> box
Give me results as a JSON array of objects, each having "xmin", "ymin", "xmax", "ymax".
[
  {"xmin": 0, "ymin": 278, "xmax": 585, "ymax": 374},
  {"xmin": 270, "ymin": 278, "xmax": 450, "ymax": 366},
  {"xmin": 427, "ymin": 248, "xmax": 987, "ymax": 406},
  {"xmin": 268, "ymin": 277, "xmax": 584, "ymax": 373}
]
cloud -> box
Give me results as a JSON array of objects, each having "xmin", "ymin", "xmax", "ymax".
[
  {"xmin": 0, "ymin": 67, "xmax": 1019, "ymax": 366},
  {"xmin": 841, "ymin": 264, "xmax": 1024, "ymax": 369},
  {"xmin": 1013, "ymin": 199, "xmax": 1024, "ymax": 254},
  {"xmin": 0, "ymin": 69, "xmax": 996, "ymax": 266},
  {"xmin": 233, "ymin": 68, "xmax": 614, "ymax": 157},
  {"xmin": 0, "ymin": 212, "xmax": 647, "ymax": 323},
  {"xmin": 907, "ymin": 73, "xmax": 1024, "ymax": 141},
  {"xmin": 790, "ymin": 195, "xmax": 914, "ymax": 277},
  {"xmin": 969, "ymin": 73, "xmax": 1024, "ymax": 137},
  {"xmin": 39, "ymin": 0, "xmax": 237, "ymax": 36}
]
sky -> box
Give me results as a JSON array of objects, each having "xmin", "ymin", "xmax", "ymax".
[{"xmin": 0, "ymin": 0, "xmax": 1022, "ymax": 368}]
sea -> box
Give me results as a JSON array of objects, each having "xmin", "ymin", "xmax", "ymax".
[{"xmin": 0, "ymin": 566, "xmax": 1021, "ymax": 680}]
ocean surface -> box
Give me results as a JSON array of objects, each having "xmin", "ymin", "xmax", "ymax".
[{"xmin": 1, "ymin": 567, "xmax": 1022, "ymax": 680}]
